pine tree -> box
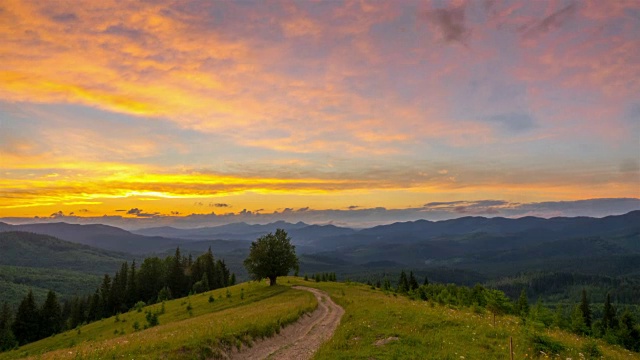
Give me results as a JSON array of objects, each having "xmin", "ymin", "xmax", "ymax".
[
  {"xmin": 397, "ymin": 271, "xmax": 409, "ymax": 293},
  {"xmin": 113, "ymin": 262, "xmax": 129, "ymax": 312},
  {"xmin": 137, "ymin": 257, "xmax": 166, "ymax": 303},
  {"xmin": 516, "ymin": 288, "xmax": 529, "ymax": 317},
  {"xmin": 0, "ymin": 302, "xmax": 11, "ymax": 331},
  {"xmin": 0, "ymin": 302, "xmax": 17, "ymax": 351},
  {"xmin": 12, "ymin": 290, "xmax": 40, "ymax": 344},
  {"xmin": 219, "ymin": 259, "xmax": 231, "ymax": 287},
  {"xmin": 230, "ymin": 273, "xmax": 236, "ymax": 286},
  {"xmin": 168, "ymin": 247, "xmax": 187, "ymax": 298},
  {"xmin": 109, "ymin": 268, "xmax": 124, "ymax": 313},
  {"xmin": 99, "ymin": 274, "xmax": 112, "ymax": 318},
  {"xmin": 126, "ymin": 260, "xmax": 137, "ymax": 308},
  {"xmin": 423, "ymin": 275, "xmax": 429, "ymax": 286},
  {"xmin": 602, "ymin": 293, "xmax": 616, "ymax": 329},
  {"xmin": 408, "ymin": 271, "xmax": 419, "ymax": 291},
  {"xmin": 571, "ymin": 304, "xmax": 588, "ymax": 335},
  {"xmin": 40, "ymin": 290, "xmax": 62, "ymax": 338},
  {"xmin": 61, "ymin": 299, "xmax": 72, "ymax": 326},
  {"xmin": 204, "ymin": 247, "xmax": 216, "ymax": 290},
  {"xmin": 87, "ymin": 291, "xmax": 100, "ymax": 322},
  {"xmin": 383, "ymin": 278, "xmax": 391, "ymax": 291},
  {"xmin": 69, "ymin": 296, "xmax": 87, "ymax": 329},
  {"xmin": 553, "ymin": 304, "xmax": 567, "ymax": 329},
  {"xmin": 202, "ymin": 272, "xmax": 210, "ymax": 290},
  {"xmin": 579, "ymin": 288, "xmax": 592, "ymax": 329}
]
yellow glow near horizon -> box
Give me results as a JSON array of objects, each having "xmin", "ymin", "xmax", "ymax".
[{"xmin": 0, "ymin": 1, "xmax": 639, "ymax": 223}]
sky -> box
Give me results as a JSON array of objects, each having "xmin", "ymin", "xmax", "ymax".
[{"xmin": 1, "ymin": 0, "xmax": 639, "ymax": 229}]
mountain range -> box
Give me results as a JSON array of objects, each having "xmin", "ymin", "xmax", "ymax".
[{"xmin": 1, "ymin": 211, "xmax": 638, "ymax": 305}]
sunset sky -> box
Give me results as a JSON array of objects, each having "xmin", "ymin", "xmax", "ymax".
[{"xmin": 1, "ymin": 0, "xmax": 639, "ymax": 228}]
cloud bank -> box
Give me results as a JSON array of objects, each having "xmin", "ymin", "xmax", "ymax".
[{"xmin": 2, "ymin": 198, "xmax": 638, "ymax": 230}]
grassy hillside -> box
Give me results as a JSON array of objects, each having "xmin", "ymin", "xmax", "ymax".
[
  {"xmin": 0, "ymin": 281, "xmax": 316, "ymax": 359},
  {"xmin": 2, "ymin": 278, "xmax": 637, "ymax": 359},
  {"xmin": 297, "ymin": 278, "xmax": 638, "ymax": 359}
]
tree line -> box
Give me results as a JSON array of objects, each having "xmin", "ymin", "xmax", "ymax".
[
  {"xmin": 489, "ymin": 271, "xmax": 640, "ymax": 305},
  {"xmin": 0, "ymin": 247, "xmax": 235, "ymax": 349},
  {"xmin": 368, "ymin": 270, "xmax": 639, "ymax": 352}
]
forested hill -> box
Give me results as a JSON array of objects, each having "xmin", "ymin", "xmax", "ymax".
[
  {"xmin": 0, "ymin": 232, "xmax": 129, "ymax": 307},
  {"xmin": 0, "ymin": 222, "xmax": 186, "ymax": 254},
  {"xmin": 0, "ymin": 231, "xmax": 128, "ymax": 274}
]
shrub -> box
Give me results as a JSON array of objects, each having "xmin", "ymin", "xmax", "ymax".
[
  {"xmin": 134, "ymin": 301, "xmax": 146, "ymax": 313},
  {"xmin": 582, "ymin": 340, "xmax": 602, "ymax": 359},
  {"xmin": 145, "ymin": 311, "xmax": 159, "ymax": 327},
  {"xmin": 208, "ymin": 295, "xmax": 215, "ymax": 303},
  {"xmin": 529, "ymin": 333, "xmax": 565, "ymax": 354}
]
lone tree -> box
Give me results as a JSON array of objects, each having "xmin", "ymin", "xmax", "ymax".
[
  {"xmin": 244, "ymin": 229, "xmax": 299, "ymax": 286},
  {"xmin": 485, "ymin": 289, "xmax": 511, "ymax": 327}
]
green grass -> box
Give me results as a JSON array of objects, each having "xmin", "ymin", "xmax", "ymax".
[
  {"xmin": 3, "ymin": 277, "xmax": 639, "ymax": 359},
  {"xmin": 284, "ymin": 277, "xmax": 639, "ymax": 360},
  {"xmin": 0, "ymin": 281, "xmax": 316, "ymax": 359}
]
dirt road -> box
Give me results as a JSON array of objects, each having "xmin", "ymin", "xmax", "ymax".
[{"xmin": 229, "ymin": 286, "xmax": 344, "ymax": 360}]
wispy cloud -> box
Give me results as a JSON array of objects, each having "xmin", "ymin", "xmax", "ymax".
[
  {"xmin": 0, "ymin": 1, "xmax": 638, "ymax": 219},
  {"xmin": 520, "ymin": 3, "xmax": 578, "ymax": 39}
]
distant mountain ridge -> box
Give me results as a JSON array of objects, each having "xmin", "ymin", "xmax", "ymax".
[
  {"xmin": 134, "ymin": 220, "xmax": 314, "ymax": 239},
  {"xmin": 1, "ymin": 211, "xmax": 639, "ymax": 307},
  {"xmin": 0, "ymin": 231, "xmax": 127, "ymax": 274},
  {"xmin": 1, "ymin": 211, "xmax": 638, "ymax": 261},
  {"xmin": 0, "ymin": 221, "xmax": 186, "ymax": 254}
]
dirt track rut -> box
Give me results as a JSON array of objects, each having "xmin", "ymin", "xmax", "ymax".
[{"xmin": 228, "ymin": 286, "xmax": 344, "ymax": 360}]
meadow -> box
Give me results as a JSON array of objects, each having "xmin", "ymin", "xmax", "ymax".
[
  {"xmin": 2, "ymin": 277, "xmax": 638, "ymax": 359},
  {"xmin": 0, "ymin": 281, "xmax": 316, "ymax": 359},
  {"xmin": 286, "ymin": 278, "xmax": 638, "ymax": 360}
]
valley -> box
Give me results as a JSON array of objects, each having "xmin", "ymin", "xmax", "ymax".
[{"xmin": 1, "ymin": 212, "xmax": 639, "ymax": 357}]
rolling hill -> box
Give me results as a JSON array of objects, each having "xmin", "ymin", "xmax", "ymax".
[
  {"xmin": 0, "ymin": 232, "xmax": 129, "ymax": 307},
  {"xmin": 0, "ymin": 232, "xmax": 128, "ymax": 274},
  {"xmin": 2, "ymin": 211, "xmax": 638, "ymax": 306},
  {"xmin": 0, "ymin": 222, "xmax": 186, "ymax": 254},
  {"xmin": 1, "ymin": 278, "xmax": 637, "ymax": 359}
]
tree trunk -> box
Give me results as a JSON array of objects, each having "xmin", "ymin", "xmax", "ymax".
[{"xmin": 269, "ymin": 276, "xmax": 277, "ymax": 286}]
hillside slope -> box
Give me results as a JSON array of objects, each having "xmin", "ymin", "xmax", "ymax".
[
  {"xmin": 0, "ymin": 231, "xmax": 127, "ymax": 274},
  {"xmin": 2, "ymin": 278, "xmax": 637, "ymax": 359},
  {"xmin": 0, "ymin": 282, "xmax": 316, "ymax": 359}
]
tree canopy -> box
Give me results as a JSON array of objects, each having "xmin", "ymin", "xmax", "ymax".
[{"xmin": 243, "ymin": 229, "xmax": 299, "ymax": 286}]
